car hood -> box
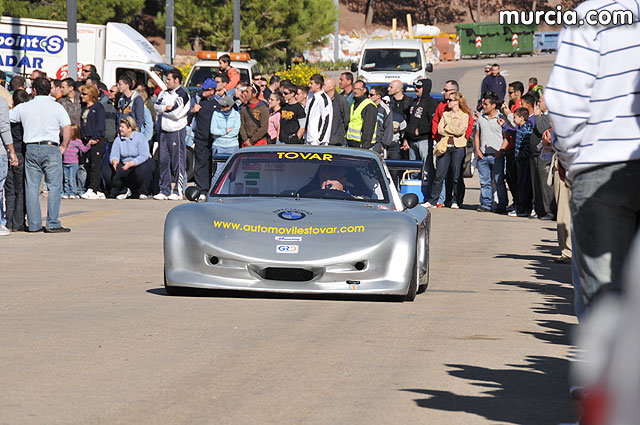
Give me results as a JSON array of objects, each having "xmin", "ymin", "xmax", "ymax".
[{"xmin": 165, "ymin": 197, "xmax": 415, "ymax": 262}]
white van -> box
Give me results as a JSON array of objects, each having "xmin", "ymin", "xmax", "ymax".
[{"xmin": 351, "ymin": 38, "xmax": 433, "ymax": 91}]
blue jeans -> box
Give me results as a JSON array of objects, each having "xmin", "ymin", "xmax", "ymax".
[
  {"xmin": 477, "ymin": 154, "xmax": 508, "ymax": 211},
  {"xmin": 0, "ymin": 154, "xmax": 7, "ymax": 226},
  {"xmin": 570, "ymin": 160, "xmax": 640, "ymax": 305},
  {"xmin": 429, "ymin": 146, "xmax": 465, "ymax": 205},
  {"xmin": 25, "ymin": 144, "xmax": 63, "ymax": 230},
  {"xmin": 63, "ymin": 163, "xmax": 79, "ymax": 196},
  {"xmin": 210, "ymin": 144, "xmax": 239, "ymax": 192}
]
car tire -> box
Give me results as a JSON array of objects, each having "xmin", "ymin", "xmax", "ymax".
[
  {"xmin": 417, "ymin": 245, "xmax": 429, "ymax": 294},
  {"xmin": 404, "ymin": 254, "xmax": 418, "ymax": 302}
]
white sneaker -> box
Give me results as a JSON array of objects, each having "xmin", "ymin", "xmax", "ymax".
[
  {"xmin": 81, "ymin": 189, "xmax": 98, "ymax": 199},
  {"xmin": 197, "ymin": 194, "xmax": 206, "ymax": 202},
  {"xmin": 0, "ymin": 225, "xmax": 10, "ymax": 236},
  {"xmin": 451, "ymin": 203, "xmax": 459, "ymax": 209},
  {"xmin": 421, "ymin": 202, "xmax": 435, "ymax": 209},
  {"xmin": 68, "ymin": 195, "xmax": 78, "ymax": 199},
  {"xmin": 508, "ymin": 210, "xmax": 518, "ymax": 217},
  {"xmin": 168, "ymin": 193, "xmax": 183, "ymax": 201},
  {"xmin": 116, "ymin": 193, "xmax": 128, "ymax": 200},
  {"xmin": 139, "ymin": 194, "xmax": 149, "ymax": 200},
  {"xmin": 62, "ymin": 194, "xmax": 69, "ymax": 199},
  {"xmin": 153, "ymin": 193, "xmax": 168, "ymax": 200},
  {"xmin": 97, "ymin": 192, "xmax": 106, "ymax": 199}
]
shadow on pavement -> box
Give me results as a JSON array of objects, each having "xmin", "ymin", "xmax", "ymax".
[
  {"xmin": 400, "ymin": 236, "xmax": 577, "ymax": 423},
  {"xmin": 402, "ymin": 355, "xmax": 574, "ymax": 425},
  {"xmin": 146, "ymin": 287, "xmax": 409, "ymax": 303}
]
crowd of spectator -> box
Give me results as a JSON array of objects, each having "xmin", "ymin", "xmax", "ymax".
[{"xmin": 0, "ymin": 58, "xmax": 560, "ymax": 237}]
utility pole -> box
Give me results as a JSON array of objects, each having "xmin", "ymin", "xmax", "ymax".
[
  {"xmin": 165, "ymin": 0, "xmax": 174, "ymax": 64},
  {"xmin": 233, "ymin": 0, "xmax": 240, "ymax": 52},
  {"xmin": 67, "ymin": 0, "xmax": 78, "ymax": 79},
  {"xmin": 477, "ymin": 0, "xmax": 481, "ymax": 22},
  {"xmin": 334, "ymin": 0, "xmax": 339, "ymax": 62}
]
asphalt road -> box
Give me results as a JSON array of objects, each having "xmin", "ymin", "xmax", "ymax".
[{"xmin": 1, "ymin": 55, "xmax": 577, "ymax": 424}]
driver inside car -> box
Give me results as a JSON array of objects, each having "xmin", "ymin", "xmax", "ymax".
[{"xmin": 319, "ymin": 166, "xmax": 349, "ymax": 192}]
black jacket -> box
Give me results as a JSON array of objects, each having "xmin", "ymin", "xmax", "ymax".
[
  {"xmin": 390, "ymin": 95, "xmax": 413, "ymax": 123},
  {"xmin": 329, "ymin": 93, "xmax": 350, "ymax": 146},
  {"xmin": 406, "ymin": 83, "xmax": 438, "ymax": 142},
  {"xmin": 193, "ymin": 95, "xmax": 220, "ymax": 142}
]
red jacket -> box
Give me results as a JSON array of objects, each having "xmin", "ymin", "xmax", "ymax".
[{"xmin": 225, "ymin": 67, "xmax": 241, "ymax": 91}]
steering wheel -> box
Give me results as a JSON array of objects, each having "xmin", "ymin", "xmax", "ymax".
[{"xmin": 303, "ymin": 188, "xmax": 356, "ymax": 200}]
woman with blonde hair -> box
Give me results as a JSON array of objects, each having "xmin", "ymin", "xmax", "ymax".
[
  {"xmin": 425, "ymin": 91, "xmax": 471, "ymax": 209},
  {"xmin": 78, "ymin": 84, "xmax": 107, "ymax": 199},
  {"xmin": 106, "ymin": 117, "xmax": 155, "ymax": 199}
]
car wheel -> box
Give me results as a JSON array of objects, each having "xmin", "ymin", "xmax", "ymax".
[
  {"xmin": 404, "ymin": 254, "xmax": 418, "ymax": 302},
  {"xmin": 417, "ymin": 245, "xmax": 429, "ymax": 294}
]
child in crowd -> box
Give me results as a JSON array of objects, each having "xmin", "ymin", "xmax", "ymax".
[
  {"xmin": 63, "ymin": 124, "xmax": 91, "ymax": 199},
  {"xmin": 510, "ymin": 107, "xmax": 534, "ymax": 217}
]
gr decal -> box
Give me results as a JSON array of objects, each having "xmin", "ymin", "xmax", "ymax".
[
  {"xmin": 276, "ymin": 152, "xmax": 333, "ymax": 161},
  {"xmin": 276, "ymin": 244, "xmax": 299, "ymax": 254}
]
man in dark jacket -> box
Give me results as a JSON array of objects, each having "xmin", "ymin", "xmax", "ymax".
[
  {"xmin": 345, "ymin": 80, "xmax": 377, "ymax": 149},
  {"xmin": 388, "ymin": 79, "xmax": 413, "ymax": 123},
  {"xmin": 404, "ymin": 78, "xmax": 439, "ymax": 197},
  {"xmin": 323, "ymin": 77, "xmax": 349, "ymax": 146},
  {"xmin": 480, "ymin": 63, "xmax": 507, "ymax": 101},
  {"xmin": 190, "ymin": 78, "xmax": 220, "ymax": 192}
]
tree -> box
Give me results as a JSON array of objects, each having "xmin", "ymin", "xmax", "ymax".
[
  {"xmin": 157, "ymin": 0, "xmax": 337, "ymax": 62},
  {"xmin": 1, "ymin": 0, "xmax": 145, "ymax": 24}
]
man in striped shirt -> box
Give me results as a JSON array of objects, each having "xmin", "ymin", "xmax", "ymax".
[{"xmin": 545, "ymin": 0, "xmax": 640, "ymax": 307}]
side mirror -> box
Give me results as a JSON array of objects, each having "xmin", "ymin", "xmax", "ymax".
[
  {"xmin": 402, "ymin": 193, "xmax": 419, "ymax": 209},
  {"xmin": 350, "ymin": 63, "xmax": 358, "ymax": 73},
  {"xmin": 426, "ymin": 63, "xmax": 433, "ymax": 73},
  {"xmin": 185, "ymin": 186, "xmax": 202, "ymax": 202}
]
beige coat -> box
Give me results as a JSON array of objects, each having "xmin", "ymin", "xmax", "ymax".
[{"xmin": 438, "ymin": 109, "xmax": 469, "ymax": 148}]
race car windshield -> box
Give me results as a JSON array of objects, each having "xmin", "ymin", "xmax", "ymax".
[
  {"xmin": 211, "ymin": 152, "xmax": 390, "ymax": 203},
  {"xmin": 361, "ymin": 49, "xmax": 422, "ymax": 72}
]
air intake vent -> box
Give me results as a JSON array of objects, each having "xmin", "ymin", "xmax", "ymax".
[{"xmin": 261, "ymin": 267, "xmax": 315, "ymax": 282}]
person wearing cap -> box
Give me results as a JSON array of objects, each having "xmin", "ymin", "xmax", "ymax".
[
  {"xmin": 480, "ymin": 63, "xmax": 507, "ymax": 102},
  {"xmin": 210, "ymin": 95, "xmax": 241, "ymax": 187},
  {"xmin": 404, "ymin": 78, "xmax": 439, "ymax": 195},
  {"xmin": 190, "ymin": 78, "xmax": 220, "ymax": 192}
]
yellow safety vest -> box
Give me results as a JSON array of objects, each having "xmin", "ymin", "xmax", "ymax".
[{"xmin": 347, "ymin": 98, "xmax": 377, "ymax": 144}]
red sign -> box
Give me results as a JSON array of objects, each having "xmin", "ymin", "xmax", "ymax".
[
  {"xmin": 475, "ymin": 36, "xmax": 482, "ymax": 49},
  {"xmin": 512, "ymin": 34, "xmax": 519, "ymax": 46},
  {"xmin": 56, "ymin": 63, "xmax": 85, "ymax": 80}
]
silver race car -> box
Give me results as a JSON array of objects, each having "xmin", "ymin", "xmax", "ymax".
[{"xmin": 163, "ymin": 146, "xmax": 430, "ymax": 301}]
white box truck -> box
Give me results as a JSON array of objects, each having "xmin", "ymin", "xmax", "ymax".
[{"xmin": 0, "ymin": 16, "xmax": 168, "ymax": 90}]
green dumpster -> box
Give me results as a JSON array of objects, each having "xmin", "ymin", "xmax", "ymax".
[{"xmin": 456, "ymin": 22, "xmax": 537, "ymax": 58}]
